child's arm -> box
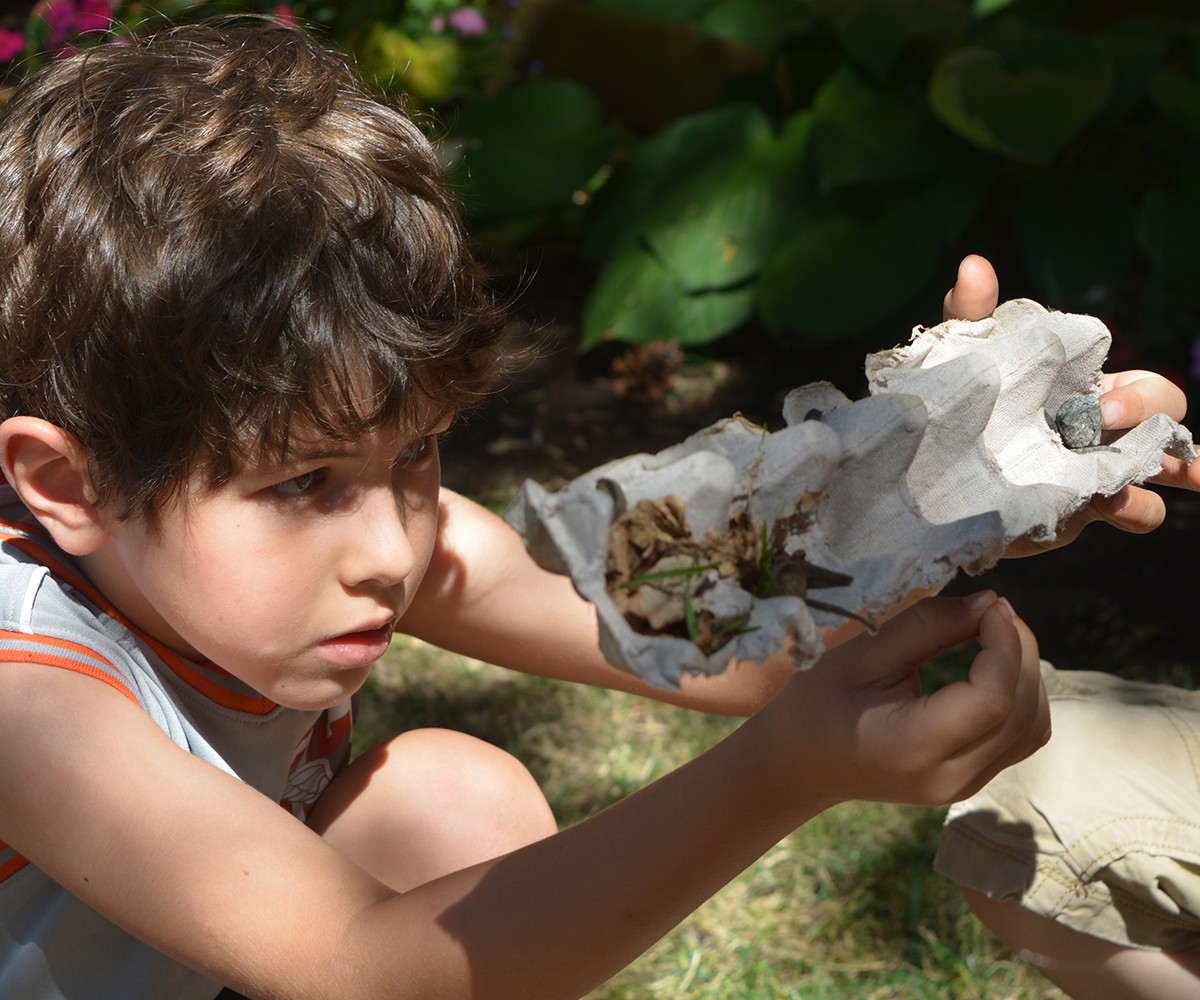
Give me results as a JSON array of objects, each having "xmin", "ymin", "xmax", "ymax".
[{"xmin": 0, "ymin": 592, "xmax": 1046, "ymax": 1000}]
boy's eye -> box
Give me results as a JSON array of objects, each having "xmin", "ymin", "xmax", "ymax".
[{"xmin": 274, "ymin": 469, "xmax": 325, "ymax": 496}]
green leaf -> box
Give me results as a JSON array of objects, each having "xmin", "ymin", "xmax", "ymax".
[
  {"xmin": 641, "ymin": 161, "xmax": 779, "ymax": 292},
  {"xmin": 757, "ymin": 205, "xmax": 939, "ymax": 344},
  {"xmin": 585, "ymin": 108, "xmax": 815, "ymax": 296},
  {"xmin": 581, "ymin": 245, "xmax": 755, "ymax": 349},
  {"xmin": 641, "ymin": 120, "xmax": 814, "ymax": 293},
  {"xmin": 972, "ymin": 0, "xmax": 1017, "ymax": 16},
  {"xmin": 1014, "ymin": 176, "xmax": 1136, "ymax": 307},
  {"xmin": 448, "ymin": 80, "xmax": 618, "ymax": 219},
  {"xmin": 818, "ymin": 0, "xmax": 970, "ymax": 79},
  {"xmin": 581, "ymin": 103, "xmax": 776, "ymax": 262},
  {"xmin": 810, "ymin": 67, "xmax": 953, "ymax": 190},
  {"xmin": 929, "ymin": 27, "xmax": 1114, "ymax": 165},
  {"xmin": 697, "ymin": 0, "xmax": 815, "ymax": 53},
  {"xmin": 356, "ymin": 25, "xmax": 464, "ymax": 105}
]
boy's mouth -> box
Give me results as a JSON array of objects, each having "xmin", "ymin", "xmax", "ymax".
[{"xmin": 318, "ymin": 622, "xmax": 395, "ymax": 668}]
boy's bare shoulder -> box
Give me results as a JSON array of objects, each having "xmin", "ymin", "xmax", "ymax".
[{"xmin": 0, "ymin": 660, "xmax": 404, "ymax": 998}]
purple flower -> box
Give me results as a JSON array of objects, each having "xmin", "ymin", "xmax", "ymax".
[
  {"xmin": 0, "ymin": 27, "xmax": 24, "ymax": 63},
  {"xmin": 447, "ymin": 7, "xmax": 487, "ymax": 37}
]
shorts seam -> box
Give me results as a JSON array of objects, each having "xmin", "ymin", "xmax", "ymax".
[
  {"xmin": 1162, "ymin": 707, "xmax": 1200, "ymax": 791},
  {"xmin": 1061, "ymin": 819, "xmax": 1200, "ymax": 882}
]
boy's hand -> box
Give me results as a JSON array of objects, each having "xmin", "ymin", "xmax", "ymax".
[
  {"xmin": 942, "ymin": 255, "xmax": 1195, "ymax": 555},
  {"xmin": 773, "ymin": 593, "xmax": 1048, "ymax": 809}
]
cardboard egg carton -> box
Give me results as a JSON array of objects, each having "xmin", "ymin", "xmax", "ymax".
[{"xmin": 506, "ymin": 301, "xmax": 1195, "ymax": 689}]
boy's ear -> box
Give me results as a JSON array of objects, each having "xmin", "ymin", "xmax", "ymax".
[{"xmin": 0, "ymin": 416, "xmax": 110, "ymax": 556}]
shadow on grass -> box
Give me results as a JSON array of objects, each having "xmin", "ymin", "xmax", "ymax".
[
  {"xmin": 355, "ymin": 639, "xmax": 739, "ymax": 829},
  {"xmin": 809, "ymin": 806, "xmax": 959, "ymax": 959},
  {"xmin": 355, "ymin": 667, "xmax": 568, "ymax": 761}
]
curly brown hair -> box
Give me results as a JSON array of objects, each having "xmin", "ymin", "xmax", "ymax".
[{"xmin": 0, "ymin": 19, "xmax": 508, "ymax": 519}]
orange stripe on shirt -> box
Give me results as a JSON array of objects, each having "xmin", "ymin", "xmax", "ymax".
[
  {"xmin": 0, "ymin": 849, "xmax": 28, "ymax": 882},
  {"xmin": 0, "ymin": 645, "xmax": 139, "ymax": 705}
]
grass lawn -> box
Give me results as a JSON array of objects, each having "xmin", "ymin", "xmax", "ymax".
[{"xmin": 357, "ymin": 636, "xmax": 1065, "ymax": 999}]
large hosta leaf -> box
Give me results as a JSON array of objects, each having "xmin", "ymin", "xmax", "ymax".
[
  {"xmin": 818, "ymin": 0, "xmax": 970, "ymax": 79},
  {"xmin": 757, "ymin": 205, "xmax": 939, "ymax": 344},
  {"xmin": 584, "ymin": 104, "xmax": 815, "ymax": 297},
  {"xmin": 449, "ymin": 80, "xmax": 618, "ymax": 219},
  {"xmin": 929, "ymin": 25, "xmax": 1113, "ymax": 165},
  {"xmin": 811, "ymin": 67, "xmax": 953, "ymax": 190},
  {"xmin": 697, "ymin": 0, "xmax": 814, "ymax": 53},
  {"xmin": 581, "ymin": 245, "xmax": 755, "ymax": 348},
  {"xmin": 582, "ymin": 104, "xmax": 777, "ymax": 262},
  {"xmin": 639, "ymin": 117, "xmax": 812, "ymax": 293}
]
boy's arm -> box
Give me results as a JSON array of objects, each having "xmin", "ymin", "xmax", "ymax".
[
  {"xmin": 0, "ymin": 592, "xmax": 1046, "ymax": 1000},
  {"xmin": 399, "ymin": 486, "xmax": 796, "ymax": 715},
  {"xmin": 944, "ymin": 254, "xmax": 1197, "ymax": 553}
]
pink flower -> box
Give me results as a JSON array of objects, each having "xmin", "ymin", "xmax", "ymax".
[
  {"xmin": 32, "ymin": 0, "xmax": 113, "ymax": 50},
  {"xmin": 272, "ymin": 4, "xmax": 297, "ymax": 27},
  {"xmin": 0, "ymin": 28, "xmax": 24, "ymax": 62},
  {"xmin": 74, "ymin": 0, "xmax": 113, "ymax": 35},
  {"xmin": 447, "ymin": 6, "xmax": 487, "ymax": 37},
  {"xmin": 33, "ymin": 0, "xmax": 75, "ymax": 48}
]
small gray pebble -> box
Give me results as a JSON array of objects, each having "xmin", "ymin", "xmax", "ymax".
[{"xmin": 1053, "ymin": 395, "xmax": 1118, "ymax": 453}]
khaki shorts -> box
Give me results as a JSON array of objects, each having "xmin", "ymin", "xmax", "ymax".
[{"xmin": 935, "ymin": 662, "xmax": 1200, "ymax": 952}]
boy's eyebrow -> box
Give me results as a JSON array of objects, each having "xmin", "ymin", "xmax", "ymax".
[
  {"xmin": 279, "ymin": 418, "xmax": 450, "ymax": 466},
  {"xmin": 281, "ymin": 442, "xmax": 360, "ymax": 464}
]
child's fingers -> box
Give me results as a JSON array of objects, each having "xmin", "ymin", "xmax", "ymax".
[
  {"xmin": 1088, "ymin": 486, "xmax": 1167, "ymax": 534},
  {"xmin": 953, "ymin": 607, "xmax": 1049, "ymax": 787},
  {"xmin": 1152, "ymin": 453, "xmax": 1200, "ymax": 493},
  {"xmin": 1099, "ymin": 371, "xmax": 1187, "ymax": 427},
  {"xmin": 919, "ymin": 600, "xmax": 1047, "ymax": 780},
  {"xmin": 820, "ymin": 593, "xmax": 995, "ymax": 682},
  {"xmin": 942, "ymin": 254, "xmax": 999, "ymax": 322},
  {"xmin": 1006, "ymin": 484, "xmax": 1169, "ymax": 557},
  {"xmin": 1098, "ymin": 372, "xmax": 1198, "ymax": 491}
]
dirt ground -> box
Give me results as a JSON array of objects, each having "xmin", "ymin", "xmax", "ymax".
[{"xmin": 441, "ymin": 280, "xmax": 1197, "ymax": 688}]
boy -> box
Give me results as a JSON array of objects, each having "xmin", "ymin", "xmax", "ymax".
[{"xmin": 0, "ymin": 19, "xmax": 1166, "ymax": 1000}]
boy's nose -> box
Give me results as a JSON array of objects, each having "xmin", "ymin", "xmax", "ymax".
[{"xmin": 345, "ymin": 486, "xmax": 416, "ymax": 588}]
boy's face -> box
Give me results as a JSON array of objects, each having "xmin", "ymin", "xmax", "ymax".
[{"xmin": 81, "ymin": 423, "xmax": 445, "ymax": 711}]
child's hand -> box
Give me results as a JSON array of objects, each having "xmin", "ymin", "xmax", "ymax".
[
  {"xmin": 942, "ymin": 254, "xmax": 1194, "ymax": 554},
  {"xmin": 1019, "ymin": 369, "xmax": 1192, "ymax": 552},
  {"xmin": 769, "ymin": 593, "xmax": 1048, "ymax": 809}
]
